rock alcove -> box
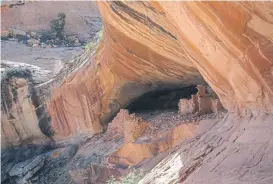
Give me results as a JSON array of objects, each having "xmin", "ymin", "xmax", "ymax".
[{"xmin": 126, "ymin": 86, "xmax": 198, "ymax": 113}]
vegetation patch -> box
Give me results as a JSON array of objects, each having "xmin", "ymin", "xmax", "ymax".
[
  {"xmin": 209, "ymin": 91, "xmax": 218, "ymax": 100},
  {"xmin": 4, "ymin": 12, "xmax": 84, "ymax": 48},
  {"xmin": 50, "ymin": 12, "xmax": 66, "ymax": 40},
  {"xmin": 1, "ymin": 68, "xmax": 32, "ymax": 113},
  {"xmin": 84, "ymin": 30, "xmax": 103, "ymax": 50}
]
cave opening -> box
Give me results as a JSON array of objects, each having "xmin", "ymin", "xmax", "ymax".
[{"xmin": 126, "ymin": 86, "xmax": 198, "ymax": 113}]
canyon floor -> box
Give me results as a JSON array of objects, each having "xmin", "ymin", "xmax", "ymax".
[
  {"xmin": 1, "ymin": 40, "xmax": 83, "ymax": 83},
  {"xmin": 2, "ymin": 1, "xmax": 273, "ymax": 184},
  {"xmin": 1, "ymin": 108, "xmax": 226, "ymax": 184}
]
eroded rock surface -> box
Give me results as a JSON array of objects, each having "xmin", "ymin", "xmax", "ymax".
[
  {"xmin": 108, "ymin": 122, "xmax": 196, "ymax": 168},
  {"xmin": 2, "ymin": 1, "xmax": 273, "ymax": 184},
  {"xmin": 139, "ymin": 114, "xmax": 273, "ymax": 184},
  {"xmin": 9, "ymin": 155, "xmax": 45, "ymax": 184},
  {"xmin": 48, "ymin": 1, "xmax": 273, "ymax": 139},
  {"xmin": 1, "ymin": 78, "xmax": 48, "ymax": 148}
]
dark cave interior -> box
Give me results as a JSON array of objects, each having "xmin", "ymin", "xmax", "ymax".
[{"xmin": 126, "ymin": 86, "xmax": 198, "ymax": 113}]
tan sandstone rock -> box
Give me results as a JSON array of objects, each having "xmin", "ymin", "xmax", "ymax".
[
  {"xmin": 1, "ymin": 78, "xmax": 47, "ymax": 148},
  {"xmin": 48, "ymin": 1, "xmax": 273, "ymax": 139},
  {"xmin": 108, "ymin": 123, "xmax": 196, "ymax": 167}
]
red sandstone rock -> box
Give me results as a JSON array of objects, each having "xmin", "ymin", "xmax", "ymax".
[{"xmin": 48, "ymin": 1, "xmax": 273, "ymax": 139}]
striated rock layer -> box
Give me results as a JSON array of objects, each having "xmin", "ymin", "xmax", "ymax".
[
  {"xmin": 1, "ymin": 78, "xmax": 48, "ymax": 148},
  {"xmin": 48, "ymin": 1, "xmax": 273, "ymax": 138},
  {"xmin": 157, "ymin": 2, "xmax": 273, "ymax": 115}
]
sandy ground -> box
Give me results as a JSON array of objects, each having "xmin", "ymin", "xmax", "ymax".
[{"xmin": 1, "ymin": 41, "xmax": 83, "ymax": 82}]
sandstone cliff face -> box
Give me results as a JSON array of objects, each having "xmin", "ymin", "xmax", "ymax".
[
  {"xmin": 1, "ymin": 78, "xmax": 47, "ymax": 148},
  {"xmin": 48, "ymin": 2, "xmax": 273, "ymax": 138},
  {"xmin": 157, "ymin": 2, "xmax": 273, "ymax": 115}
]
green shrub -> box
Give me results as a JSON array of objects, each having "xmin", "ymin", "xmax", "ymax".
[
  {"xmin": 107, "ymin": 169, "xmax": 145, "ymax": 184},
  {"xmin": 1, "ymin": 68, "xmax": 32, "ymax": 113},
  {"xmin": 209, "ymin": 91, "xmax": 218, "ymax": 99},
  {"xmin": 1, "ymin": 68, "xmax": 32, "ymax": 81},
  {"xmin": 50, "ymin": 12, "xmax": 66, "ymax": 39},
  {"xmin": 84, "ymin": 30, "xmax": 103, "ymax": 50}
]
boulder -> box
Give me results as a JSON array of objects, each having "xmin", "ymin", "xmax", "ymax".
[
  {"xmin": 14, "ymin": 78, "xmax": 27, "ymax": 88},
  {"xmin": 9, "ymin": 155, "xmax": 45, "ymax": 184}
]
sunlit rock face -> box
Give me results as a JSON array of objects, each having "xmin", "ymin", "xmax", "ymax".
[
  {"xmin": 155, "ymin": 1, "xmax": 273, "ymax": 115},
  {"xmin": 48, "ymin": 1, "xmax": 273, "ymax": 138},
  {"xmin": 1, "ymin": 78, "xmax": 47, "ymax": 148}
]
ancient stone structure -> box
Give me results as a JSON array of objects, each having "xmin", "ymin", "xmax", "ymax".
[
  {"xmin": 211, "ymin": 99, "xmax": 224, "ymax": 113},
  {"xmin": 2, "ymin": 2, "xmax": 273, "ymax": 183},
  {"xmin": 123, "ymin": 113, "xmax": 149, "ymax": 143},
  {"xmin": 178, "ymin": 98, "xmax": 197, "ymax": 114},
  {"xmin": 47, "ymin": 2, "xmax": 273, "ymax": 139},
  {"xmin": 105, "ymin": 109, "xmax": 149, "ymax": 143},
  {"xmin": 179, "ymin": 85, "xmax": 224, "ymax": 115}
]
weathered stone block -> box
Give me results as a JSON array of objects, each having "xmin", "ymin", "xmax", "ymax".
[
  {"xmin": 178, "ymin": 98, "xmax": 196, "ymax": 114},
  {"xmin": 198, "ymin": 96, "xmax": 213, "ymax": 114}
]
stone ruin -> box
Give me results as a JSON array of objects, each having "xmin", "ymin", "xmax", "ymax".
[
  {"xmin": 105, "ymin": 109, "xmax": 149, "ymax": 143},
  {"xmin": 178, "ymin": 84, "xmax": 225, "ymax": 115}
]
